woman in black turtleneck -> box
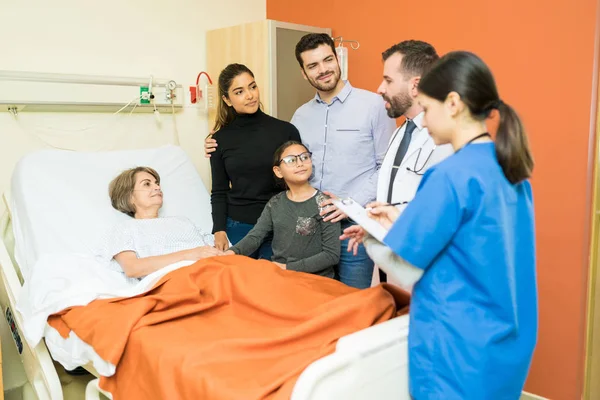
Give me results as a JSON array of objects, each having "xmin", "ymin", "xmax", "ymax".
[{"xmin": 209, "ymin": 63, "xmax": 301, "ymax": 258}]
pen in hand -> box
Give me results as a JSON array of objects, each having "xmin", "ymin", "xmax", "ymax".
[{"xmin": 365, "ymin": 201, "xmax": 408, "ymax": 212}]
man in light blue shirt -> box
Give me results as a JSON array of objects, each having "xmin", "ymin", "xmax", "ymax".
[{"xmin": 292, "ymin": 33, "xmax": 396, "ymax": 288}]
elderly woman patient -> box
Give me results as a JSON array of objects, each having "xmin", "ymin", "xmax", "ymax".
[{"xmin": 98, "ymin": 166, "xmax": 223, "ymax": 280}]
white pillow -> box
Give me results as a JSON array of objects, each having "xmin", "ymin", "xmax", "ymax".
[{"xmin": 10, "ymin": 145, "xmax": 212, "ymax": 279}]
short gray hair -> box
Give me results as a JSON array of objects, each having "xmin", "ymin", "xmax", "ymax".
[{"xmin": 108, "ymin": 166, "xmax": 160, "ymax": 217}]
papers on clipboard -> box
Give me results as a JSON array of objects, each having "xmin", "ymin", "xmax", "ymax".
[{"xmin": 332, "ymin": 198, "xmax": 388, "ymax": 242}]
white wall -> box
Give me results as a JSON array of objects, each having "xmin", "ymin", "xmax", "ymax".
[{"xmin": 0, "ymin": 0, "xmax": 267, "ymax": 210}]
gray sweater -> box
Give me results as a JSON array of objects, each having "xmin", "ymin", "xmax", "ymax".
[{"xmin": 229, "ymin": 190, "xmax": 340, "ymax": 278}]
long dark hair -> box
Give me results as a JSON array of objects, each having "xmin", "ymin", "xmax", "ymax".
[
  {"xmin": 272, "ymin": 141, "xmax": 309, "ymax": 188},
  {"xmin": 418, "ymin": 51, "xmax": 534, "ymax": 184},
  {"xmin": 212, "ymin": 63, "xmax": 255, "ymax": 132}
]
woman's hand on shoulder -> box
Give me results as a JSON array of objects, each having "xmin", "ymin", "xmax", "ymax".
[
  {"xmin": 204, "ymin": 130, "xmax": 218, "ymax": 158},
  {"xmin": 213, "ymin": 231, "xmax": 229, "ymax": 251},
  {"xmin": 319, "ymin": 191, "xmax": 347, "ymax": 223}
]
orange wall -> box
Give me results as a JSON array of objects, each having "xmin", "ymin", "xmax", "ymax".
[{"xmin": 267, "ymin": 1, "xmax": 599, "ymax": 399}]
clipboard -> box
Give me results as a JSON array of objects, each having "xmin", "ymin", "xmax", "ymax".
[{"xmin": 332, "ymin": 197, "xmax": 388, "ymax": 242}]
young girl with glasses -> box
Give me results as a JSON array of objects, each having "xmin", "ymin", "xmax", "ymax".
[{"xmin": 224, "ymin": 141, "xmax": 340, "ymax": 278}]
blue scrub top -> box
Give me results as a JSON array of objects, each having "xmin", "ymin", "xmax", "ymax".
[{"xmin": 384, "ymin": 142, "xmax": 537, "ymax": 400}]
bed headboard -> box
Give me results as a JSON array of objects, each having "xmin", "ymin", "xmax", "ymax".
[{"xmin": 10, "ymin": 145, "xmax": 213, "ymax": 280}]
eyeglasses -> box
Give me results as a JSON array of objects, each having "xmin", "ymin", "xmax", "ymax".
[
  {"xmin": 279, "ymin": 151, "xmax": 313, "ymax": 166},
  {"xmin": 405, "ymin": 147, "xmax": 435, "ymax": 176}
]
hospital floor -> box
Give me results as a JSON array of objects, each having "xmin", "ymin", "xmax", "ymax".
[{"xmin": 4, "ymin": 362, "xmax": 108, "ymax": 400}]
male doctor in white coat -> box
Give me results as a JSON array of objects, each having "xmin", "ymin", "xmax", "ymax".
[{"xmin": 372, "ymin": 40, "xmax": 454, "ymax": 286}]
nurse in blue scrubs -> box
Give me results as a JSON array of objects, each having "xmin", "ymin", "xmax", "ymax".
[{"xmin": 342, "ymin": 51, "xmax": 537, "ymax": 400}]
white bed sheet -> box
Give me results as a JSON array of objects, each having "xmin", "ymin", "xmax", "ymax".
[
  {"xmin": 11, "ymin": 145, "xmax": 214, "ymax": 374},
  {"xmin": 18, "ymin": 252, "xmax": 195, "ymax": 376},
  {"xmin": 11, "ymin": 145, "xmax": 212, "ymax": 280}
]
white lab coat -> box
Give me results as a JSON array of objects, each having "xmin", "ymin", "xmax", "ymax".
[{"xmin": 371, "ymin": 112, "xmax": 454, "ymax": 287}]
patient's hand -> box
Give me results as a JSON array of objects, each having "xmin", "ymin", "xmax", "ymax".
[
  {"xmin": 214, "ymin": 231, "xmax": 229, "ymax": 251},
  {"xmin": 223, "ymin": 250, "xmax": 235, "ymax": 256},
  {"xmin": 204, "ymin": 133, "xmax": 217, "ymax": 158},
  {"xmin": 273, "ymin": 262, "xmax": 286, "ymax": 270},
  {"xmin": 186, "ymin": 246, "xmax": 223, "ymax": 260}
]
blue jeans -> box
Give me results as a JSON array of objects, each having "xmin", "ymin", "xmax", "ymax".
[
  {"xmin": 226, "ymin": 217, "xmax": 273, "ymax": 260},
  {"xmin": 338, "ymin": 220, "xmax": 375, "ymax": 289}
]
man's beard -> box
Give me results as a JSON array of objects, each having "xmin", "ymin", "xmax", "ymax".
[
  {"xmin": 308, "ymin": 66, "xmax": 341, "ymax": 92},
  {"xmin": 383, "ymin": 91, "xmax": 413, "ymax": 118}
]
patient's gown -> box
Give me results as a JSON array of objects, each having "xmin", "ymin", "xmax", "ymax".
[{"xmin": 97, "ymin": 216, "xmax": 214, "ymax": 283}]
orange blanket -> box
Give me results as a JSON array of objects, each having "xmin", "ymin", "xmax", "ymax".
[{"xmin": 48, "ymin": 255, "xmax": 409, "ymax": 400}]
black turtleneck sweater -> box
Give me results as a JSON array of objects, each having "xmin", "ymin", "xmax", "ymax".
[{"xmin": 210, "ymin": 109, "xmax": 301, "ymax": 233}]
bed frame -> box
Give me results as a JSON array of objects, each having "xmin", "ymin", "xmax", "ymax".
[
  {"xmin": 0, "ymin": 191, "xmax": 64, "ymax": 399},
  {"xmin": 0, "ymin": 191, "xmax": 411, "ymax": 400}
]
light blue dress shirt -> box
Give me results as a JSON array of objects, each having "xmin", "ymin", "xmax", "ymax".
[{"xmin": 291, "ymin": 81, "xmax": 396, "ymax": 206}]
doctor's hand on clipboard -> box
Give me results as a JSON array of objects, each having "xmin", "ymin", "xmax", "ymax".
[
  {"xmin": 365, "ymin": 201, "xmax": 401, "ymax": 229},
  {"xmin": 337, "ymin": 199, "xmax": 402, "ymax": 255}
]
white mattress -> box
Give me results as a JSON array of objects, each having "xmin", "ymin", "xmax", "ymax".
[
  {"xmin": 10, "ymin": 145, "xmax": 212, "ymax": 280},
  {"xmin": 11, "ymin": 145, "xmax": 213, "ymax": 374}
]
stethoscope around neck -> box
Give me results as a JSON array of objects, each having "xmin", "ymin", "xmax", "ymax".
[
  {"xmin": 403, "ymin": 132, "xmax": 492, "ymax": 175},
  {"xmin": 403, "ymin": 146, "xmax": 435, "ymax": 175},
  {"xmin": 456, "ymin": 132, "xmax": 492, "ymax": 153},
  {"xmin": 388, "ymin": 127, "xmax": 436, "ymax": 176}
]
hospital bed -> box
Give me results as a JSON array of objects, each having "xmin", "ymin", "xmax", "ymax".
[{"xmin": 0, "ymin": 145, "xmax": 410, "ymax": 400}]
